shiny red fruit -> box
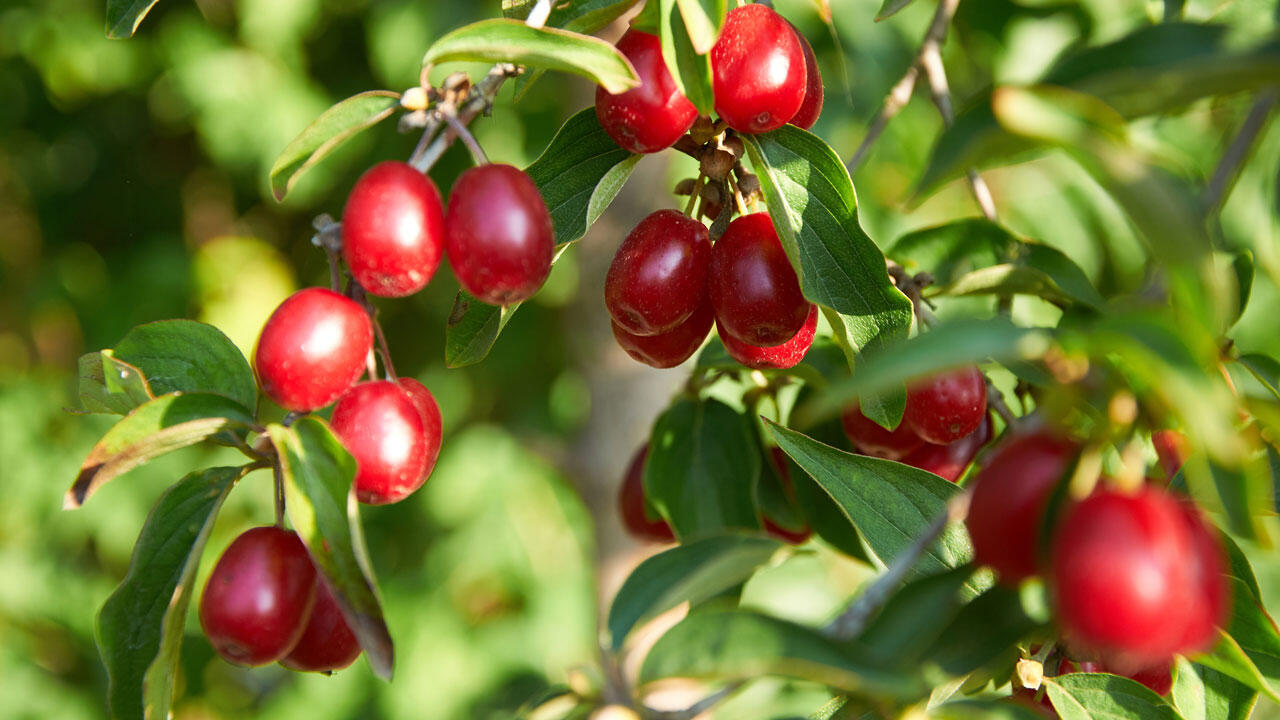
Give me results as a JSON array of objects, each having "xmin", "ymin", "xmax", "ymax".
[
  {"xmin": 280, "ymin": 577, "xmax": 361, "ymax": 673},
  {"xmin": 840, "ymin": 403, "xmax": 924, "ymax": 460},
  {"xmin": 200, "ymin": 527, "xmax": 317, "ymax": 666},
  {"xmin": 330, "ymin": 381, "xmax": 430, "ymax": 505},
  {"xmin": 341, "ymin": 161, "xmax": 445, "ymax": 297},
  {"xmin": 789, "ymin": 27, "xmax": 823, "ymax": 129},
  {"xmin": 965, "ymin": 430, "xmax": 1077, "ymax": 584},
  {"xmin": 612, "ymin": 299, "xmax": 713, "ymax": 368},
  {"xmin": 1152, "ymin": 429, "xmax": 1188, "ymax": 480},
  {"xmin": 254, "ymin": 288, "xmax": 372, "ymax": 412},
  {"xmin": 595, "ymin": 30, "xmax": 698, "ymax": 153},
  {"xmin": 618, "ymin": 445, "xmax": 675, "ymax": 542},
  {"xmin": 904, "ymin": 366, "xmax": 988, "ymax": 444},
  {"xmin": 709, "ymin": 213, "xmax": 809, "ymax": 347},
  {"xmin": 1051, "ymin": 486, "xmax": 1225, "ymax": 672},
  {"xmin": 445, "ymin": 164, "xmax": 554, "ymax": 305},
  {"xmin": 901, "ymin": 415, "xmax": 993, "ymax": 482},
  {"xmin": 605, "ymin": 210, "xmax": 711, "ymax": 336},
  {"xmin": 763, "ymin": 447, "xmax": 812, "ymax": 544},
  {"xmin": 398, "ymin": 377, "xmax": 444, "ymax": 485},
  {"xmin": 719, "ymin": 303, "xmax": 817, "ymax": 370},
  {"xmin": 711, "ymin": 4, "xmax": 806, "ymax": 133},
  {"xmin": 1176, "ymin": 499, "xmax": 1229, "ymax": 651}
]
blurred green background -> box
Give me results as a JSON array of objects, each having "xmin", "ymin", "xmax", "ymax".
[{"xmin": 4, "ymin": 0, "xmax": 1280, "ymax": 718}]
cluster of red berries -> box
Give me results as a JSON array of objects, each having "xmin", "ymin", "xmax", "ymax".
[{"xmin": 967, "ymin": 428, "xmax": 1226, "ymax": 705}]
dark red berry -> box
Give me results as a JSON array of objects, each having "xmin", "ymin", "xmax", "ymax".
[
  {"xmin": 612, "ymin": 299, "xmax": 713, "ymax": 368},
  {"xmin": 445, "ymin": 164, "xmax": 554, "ymax": 305},
  {"xmin": 901, "ymin": 415, "xmax": 992, "ymax": 482},
  {"xmin": 719, "ymin": 303, "xmax": 817, "ymax": 370},
  {"xmin": 341, "ymin": 161, "xmax": 445, "ymax": 297},
  {"xmin": 595, "ymin": 30, "xmax": 698, "ymax": 153},
  {"xmin": 904, "ymin": 366, "xmax": 987, "ymax": 444},
  {"xmin": 280, "ymin": 577, "xmax": 361, "ymax": 673},
  {"xmin": 605, "ymin": 210, "xmax": 711, "ymax": 336},
  {"xmin": 711, "ymin": 4, "xmax": 806, "ymax": 134},
  {"xmin": 840, "ymin": 403, "xmax": 924, "ymax": 460},
  {"xmin": 1152, "ymin": 429, "xmax": 1188, "ymax": 480},
  {"xmin": 789, "ymin": 27, "xmax": 823, "ymax": 129},
  {"xmin": 200, "ymin": 526, "xmax": 316, "ymax": 666},
  {"xmin": 763, "ymin": 447, "xmax": 812, "ymax": 544},
  {"xmin": 708, "ymin": 213, "xmax": 809, "ymax": 347},
  {"xmin": 1051, "ymin": 485, "xmax": 1223, "ymax": 672},
  {"xmin": 330, "ymin": 381, "xmax": 430, "ymax": 505},
  {"xmin": 619, "ymin": 445, "xmax": 675, "ymax": 542},
  {"xmin": 398, "ymin": 377, "xmax": 443, "ymax": 485},
  {"xmin": 254, "ymin": 288, "xmax": 372, "ymax": 412},
  {"xmin": 965, "ymin": 430, "xmax": 1077, "ymax": 584}
]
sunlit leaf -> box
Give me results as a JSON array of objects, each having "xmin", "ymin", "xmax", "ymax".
[
  {"xmin": 658, "ymin": 0, "xmax": 715, "ymax": 114},
  {"xmin": 1171, "ymin": 657, "xmax": 1257, "ymax": 720},
  {"xmin": 876, "ymin": 0, "xmax": 918, "ymax": 21},
  {"xmin": 675, "ymin": 0, "xmax": 727, "ymax": 55},
  {"xmin": 78, "ymin": 352, "xmax": 153, "ymax": 415},
  {"xmin": 269, "ymin": 91, "xmax": 401, "ymax": 201},
  {"xmin": 105, "ymin": 0, "xmax": 162, "ymax": 38},
  {"xmin": 1044, "ymin": 673, "xmax": 1182, "ymax": 719},
  {"xmin": 112, "ymin": 320, "xmax": 257, "ymax": 411}
]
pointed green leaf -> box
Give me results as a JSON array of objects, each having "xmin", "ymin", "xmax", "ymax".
[
  {"xmin": 658, "ymin": 0, "xmax": 715, "ymax": 113},
  {"xmin": 1043, "ymin": 673, "xmax": 1183, "ymax": 719},
  {"xmin": 932, "ymin": 700, "xmax": 1049, "ymax": 719},
  {"xmin": 97, "ymin": 466, "xmax": 242, "ymax": 720},
  {"xmin": 1195, "ymin": 576, "xmax": 1280, "ymax": 703},
  {"xmin": 106, "ymin": 0, "xmax": 162, "ymax": 38},
  {"xmin": 78, "ymin": 352, "xmax": 154, "ymax": 415},
  {"xmin": 675, "ymin": 0, "xmax": 727, "ymax": 55},
  {"xmin": 113, "ymin": 320, "xmax": 256, "ymax": 412},
  {"xmin": 875, "ymin": 0, "xmax": 918, "ymax": 21},
  {"xmin": 504, "ymin": 0, "xmax": 644, "ymax": 34},
  {"xmin": 1171, "ymin": 658, "xmax": 1257, "ymax": 720},
  {"xmin": 269, "ymin": 90, "xmax": 401, "ymax": 201}
]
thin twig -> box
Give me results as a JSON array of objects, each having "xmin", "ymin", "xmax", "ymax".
[
  {"xmin": 272, "ymin": 457, "xmax": 286, "ymax": 527},
  {"xmin": 444, "ymin": 111, "xmax": 490, "ymax": 165},
  {"xmin": 986, "ymin": 381, "xmax": 1018, "ymax": 428},
  {"xmin": 1204, "ymin": 89, "xmax": 1278, "ymax": 215},
  {"xmin": 372, "ymin": 312, "xmax": 397, "ymax": 382},
  {"xmin": 650, "ymin": 682, "xmax": 746, "ymax": 720},
  {"xmin": 410, "ymin": 64, "xmax": 520, "ymax": 173}
]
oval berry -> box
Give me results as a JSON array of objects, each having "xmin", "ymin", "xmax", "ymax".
[
  {"xmin": 398, "ymin": 377, "xmax": 444, "ymax": 485},
  {"xmin": 763, "ymin": 447, "xmax": 812, "ymax": 544},
  {"xmin": 330, "ymin": 381, "xmax": 430, "ymax": 505},
  {"xmin": 605, "ymin": 209, "xmax": 711, "ymax": 336},
  {"xmin": 789, "ymin": 26, "xmax": 823, "ymax": 129},
  {"xmin": 904, "ymin": 366, "xmax": 988, "ymax": 444},
  {"xmin": 341, "ymin": 161, "xmax": 445, "ymax": 297},
  {"xmin": 445, "ymin": 164, "xmax": 554, "ymax": 305},
  {"xmin": 254, "ymin": 288, "xmax": 372, "ymax": 412},
  {"xmin": 719, "ymin": 303, "xmax": 817, "ymax": 370},
  {"xmin": 612, "ymin": 299, "xmax": 713, "ymax": 369},
  {"xmin": 965, "ymin": 430, "xmax": 1077, "ymax": 584},
  {"xmin": 711, "ymin": 4, "xmax": 806, "ymax": 133},
  {"xmin": 280, "ymin": 577, "xmax": 361, "ymax": 673},
  {"xmin": 618, "ymin": 445, "xmax": 676, "ymax": 542},
  {"xmin": 200, "ymin": 526, "xmax": 316, "ymax": 666},
  {"xmin": 708, "ymin": 213, "xmax": 809, "ymax": 347},
  {"xmin": 840, "ymin": 403, "xmax": 924, "ymax": 460},
  {"xmin": 901, "ymin": 414, "xmax": 992, "ymax": 482},
  {"xmin": 595, "ymin": 30, "xmax": 698, "ymax": 153}
]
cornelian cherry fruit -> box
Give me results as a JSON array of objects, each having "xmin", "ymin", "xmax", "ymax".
[
  {"xmin": 840, "ymin": 403, "xmax": 923, "ymax": 460},
  {"xmin": 901, "ymin": 415, "xmax": 992, "ymax": 482},
  {"xmin": 763, "ymin": 447, "xmax": 812, "ymax": 544},
  {"xmin": 445, "ymin": 164, "xmax": 554, "ymax": 305},
  {"xmin": 280, "ymin": 577, "xmax": 362, "ymax": 673},
  {"xmin": 199, "ymin": 526, "xmax": 316, "ymax": 666},
  {"xmin": 398, "ymin": 377, "xmax": 443, "ymax": 485},
  {"xmin": 719, "ymin": 303, "xmax": 817, "ymax": 370},
  {"xmin": 618, "ymin": 445, "xmax": 675, "ymax": 542},
  {"xmin": 709, "ymin": 213, "xmax": 809, "ymax": 347},
  {"xmin": 605, "ymin": 210, "xmax": 711, "ymax": 336},
  {"xmin": 341, "ymin": 161, "xmax": 445, "ymax": 297},
  {"xmin": 254, "ymin": 288, "xmax": 372, "ymax": 412},
  {"xmin": 789, "ymin": 27, "xmax": 823, "ymax": 129},
  {"xmin": 711, "ymin": 4, "xmax": 806, "ymax": 134},
  {"xmin": 330, "ymin": 381, "xmax": 430, "ymax": 505},
  {"xmin": 612, "ymin": 299, "xmax": 713, "ymax": 368},
  {"xmin": 904, "ymin": 366, "xmax": 987, "ymax": 444},
  {"xmin": 595, "ymin": 30, "xmax": 697, "ymax": 153}
]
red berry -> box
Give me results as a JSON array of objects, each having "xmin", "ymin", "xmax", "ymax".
[
  {"xmin": 280, "ymin": 577, "xmax": 361, "ymax": 673},
  {"xmin": 1176, "ymin": 499, "xmax": 1229, "ymax": 651},
  {"xmin": 1152, "ymin": 429, "xmax": 1188, "ymax": 480},
  {"xmin": 254, "ymin": 288, "xmax": 372, "ymax": 412},
  {"xmin": 595, "ymin": 30, "xmax": 698, "ymax": 153},
  {"xmin": 618, "ymin": 445, "xmax": 675, "ymax": 542},
  {"xmin": 710, "ymin": 4, "xmax": 806, "ymax": 134},
  {"xmin": 605, "ymin": 210, "xmax": 711, "ymax": 336},
  {"xmin": 199, "ymin": 527, "xmax": 316, "ymax": 666},
  {"xmin": 341, "ymin": 161, "xmax": 445, "ymax": 297},
  {"xmin": 901, "ymin": 415, "xmax": 992, "ymax": 482},
  {"xmin": 719, "ymin": 303, "xmax": 817, "ymax": 370},
  {"xmin": 708, "ymin": 213, "xmax": 808, "ymax": 347},
  {"xmin": 788, "ymin": 27, "xmax": 823, "ymax": 129},
  {"xmin": 612, "ymin": 299, "xmax": 713, "ymax": 368},
  {"xmin": 1122, "ymin": 663, "xmax": 1175, "ymax": 696},
  {"xmin": 445, "ymin": 164, "xmax": 554, "ymax": 305},
  {"xmin": 330, "ymin": 381, "xmax": 430, "ymax": 505},
  {"xmin": 398, "ymin": 377, "xmax": 443, "ymax": 485},
  {"xmin": 840, "ymin": 403, "xmax": 924, "ymax": 460},
  {"xmin": 904, "ymin": 366, "xmax": 988, "ymax": 444},
  {"xmin": 965, "ymin": 430, "xmax": 1077, "ymax": 584},
  {"xmin": 763, "ymin": 447, "xmax": 812, "ymax": 544},
  {"xmin": 1051, "ymin": 486, "xmax": 1223, "ymax": 671}
]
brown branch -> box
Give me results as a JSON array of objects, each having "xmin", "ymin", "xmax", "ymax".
[{"xmin": 918, "ymin": 35, "xmax": 998, "ymax": 221}]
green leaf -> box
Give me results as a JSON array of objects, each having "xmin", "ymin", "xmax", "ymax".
[
  {"xmin": 645, "ymin": 397, "xmax": 761, "ymax": 537},
  {"xmin": 421, "ymin": 19, "xmax": 640, "ymax": 94},
  {"xmin": 67, "ymin": 393, "xmax": 257, "ymax": 508},
  {"xmin": 269, "ymin": 417, "xmax": 393, "ymax": 679},
  {"xmin": 1043, "ymin": 673, "xmax": 1183, "ymax": 719},
  {"xmin": 1171, "ymin": 658, "xmax": 1257, "ymax": 720},
  {"xmin": 269, "ymin": 91, "xmax": 401, "ymax": 201},
  {"xmin": 1229, "ymin": 250, "xmax": 1254, "ymax": 329},
  {"xmin": 504, "ymin": 0, "xmax": 644, "ymax": 34},
  {"xmin": 97, "ymin": 466, "xmax": 241, "ymax": 720},
  {"xmin": 939, "ymin": 264, "xmax": 1086, "ymax": 309},
  {"xmin": 766, "ymin": 422, "xmax": 979, "ymax": 586},
  {"xmin": 112, "ymin": 320, "xmax": 257, "ymax": 412},
  {"xmin": 607, "ymin": 534, "xmax": 782, "ymax": 649},
  {"xmin": 1195, "ymin": 576, "xmax": 1280, "ymax": 703},
  {"xmin": 854, "ymin": 566, "xmax": 975, "ymax": 666},
  {"xmin": 922, "ymin": 583, "xmax": 1040, "ymax": 675},
  {"xmin": 875, "ymin": 0, "xmax": 918, "ymax": 21},
  {"xmin": 445, "ymin": 109, "xmax": 639, "ymax": 367},
  {"xmin": 658, "ymin": 0, "xmax": 715, "ymax": 114},
  {"xmin": 889, "ymin": 218, "xmax": 1017, "ymax": 285},
  {"xmin": 639, "ymin": 610, "xmax": 923, "ymax": 697},
  {"xmin": 931, "ymin": 700, "xmax": 1049, "ymax": 719},
  {"xmin": 675, "ymin": 0, "xmax": 727, "ymax": 55},
  {"xmin": 78, "ymin": 352, "xmax": 153, "ymax": 415},
  {"xmin": 105, "ymin": 0, "xmax": 161, "ymax": 38},
  {"xmin": 1236, "ymin": 353, "xmax": 1280, "ymax": 403}
]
